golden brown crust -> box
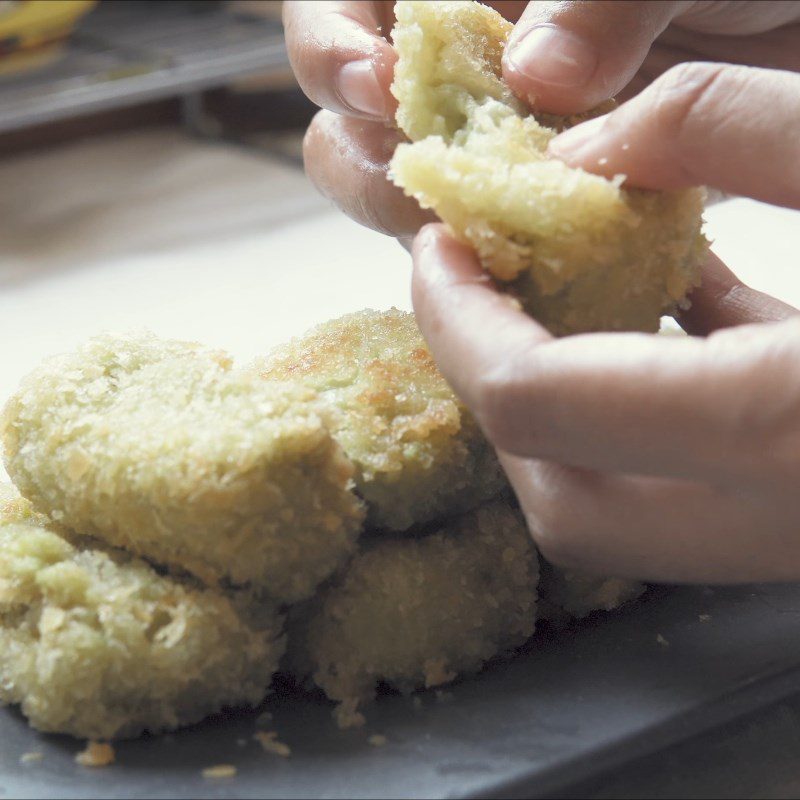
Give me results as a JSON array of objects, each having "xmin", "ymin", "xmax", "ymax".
[
  {"xmin": 257, "ymin": 309, "xmax": 507, "ymax": 531},
  {"xmin": 1, "ymin": 332, "xmax": 364, "ymax": 602}
]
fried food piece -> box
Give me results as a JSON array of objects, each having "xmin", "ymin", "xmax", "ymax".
[
  {"xmin": 287, "ymin": 500, "xmax": 539, "ymax": 723},
  {"xmin": 538, "ymin": 559, "xmax": 645, "ymax": 623},
  {"xmin": 390, "ymin": 0, "xmax": 708, "ymax": 335},
  {"xmin": 257, "ymin": 309, "xmax": 507, "ymax": 531},
  {"xmin": 0, "ymin": 488, "xmax": 284, "ymax": 740},
  {"xmin": 1, "ymin": 333, "xmax": 363, "ymax": 602}
]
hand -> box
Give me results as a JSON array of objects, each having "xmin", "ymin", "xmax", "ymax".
[
  {"xmin": 412, "ymin": 226, "xmax": 800, "ymax": 584},
  {"xmin": 285, "ymin": 0, "xmax": 800, "ymax": 238},
  {"xmin": 410, "ymin": 12, "xmax": 800, "ymax": 582}
]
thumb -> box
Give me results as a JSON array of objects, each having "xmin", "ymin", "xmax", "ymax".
[{"xmin": 502, "ymin": 0, "xmax": 686, "ymax": 114}]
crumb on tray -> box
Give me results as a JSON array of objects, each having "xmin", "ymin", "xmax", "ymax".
[
  {"xmin": 254, "ymin": 731, "xmax": 291, "ymax": 758},
  {"xmin": 75, "ymin": 741, "xmax": 115, "ymax": 768},
  {"xmin": 201, "ymin": 764, "xmax": 237, "ymax": 779}
]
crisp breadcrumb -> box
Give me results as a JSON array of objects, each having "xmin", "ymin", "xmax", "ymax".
[
  {"xmin": 0, "ymin": 487, "xmax": 284, "ymax": 740},
  {"xmin": 538, "ymin": 560, "xmax": 644, "ymax": 621},
  {"xmin": 1, "ymin": 332, "xmax": 364, "ymax": 602},
  {"xmin": 202, "ymin": 765, "xmax": 237, "ymax": 779},
  {"xmin": 287, "ymin": 501, "xmax": 538, "ymax": 719},
  {"xmin": 75, "ymin": 742, "xmax": 115, "ymax": 768},
  {"xmin": 258, "ymin": 309, "xmax": 507, "ymax": 531},
  {"xmin": 254, "ymin": 731, "xmax": 291, "ymax": 757}
]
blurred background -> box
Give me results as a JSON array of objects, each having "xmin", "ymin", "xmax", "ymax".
[
  {"xmin": 0, "ymin": 0, "xmax": 798, "ymax": 419},
  {"xmin": 0, "ymin": 0, "xmax": 411, "ymax": 418}
]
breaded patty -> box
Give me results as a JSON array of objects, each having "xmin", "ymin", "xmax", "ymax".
[
  {"xmin": 257, "ymin": 309, "xmax": 507, "ymax": 531},
  {"xmin": 0, "ymin": 488, "xmax": 284, "ymax": 740},
  {"xmin": 1, "ymin": 333, "xmax": 363, "ymax": 602},
  {"xmin": 287, "ymin": 500, "xmax": 538, "ymax": 725},
  {"xmin": 538, "ymin": 560, "xmax": 645, "ymax": 622},
  {"xmin": 390, "ymin": 0, "xmax": 708, "ymax": 335}
]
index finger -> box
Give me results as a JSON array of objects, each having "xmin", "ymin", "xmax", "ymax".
[
  {"xmin": 412, "ymin": 224, "xmax": 800, "ymax": 487},
  {"xmin": 283, "ymin": 1, "xmax": 396, "ymax": 121}
]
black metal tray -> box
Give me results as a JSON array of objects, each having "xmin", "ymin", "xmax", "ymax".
[{"xmin": 4, "ymin": 582, "xmax": 800, "ymax": 799}]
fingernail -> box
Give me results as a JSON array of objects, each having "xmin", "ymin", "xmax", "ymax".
[
  {"xmin": 337, "ymin": 59, "xmax": 386, "ymax": 118},
  {"xmin": 548, "ymin": 115, "xmax": 605, "ymax": 160},
  {"xmin": 507, "ymin": 24, "xmax": 597, "ymax": 87}
]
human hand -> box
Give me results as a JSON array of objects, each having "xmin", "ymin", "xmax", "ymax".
[
  {"xmin": 285, "ymin": 0, "xmax": 800, "ymax": 238},
  {"xmin": 412, "ymin": 225, "xmax": 800, "ymax": 584}
]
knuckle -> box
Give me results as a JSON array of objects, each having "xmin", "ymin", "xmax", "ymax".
[
  {"xmin": 648, "ymin": 61, "xmax": 733, "ymax": 162},
  {"xmin": 303, "ymin": 112, "xmax": 417, "ymax": 237},
  {"xmin": 703, "ymin": 320, "xmax": 800, "ymax": 470},
  {"xmin": 474, "ymin": 354, "xmax": 545, "ymax": 452},
  {"xmin": 474, "ymin": 369, "xmax": 526, "ymax": 451}
]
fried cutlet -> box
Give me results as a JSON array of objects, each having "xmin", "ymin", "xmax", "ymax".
[
  {"xmin": 1, "ymin": 333, "xmax": 364, "ymax": 602},
  {"xmin": 257, "ymin": 309, "xmax": 507, "ymax": 531},
  {"xmin": 0, "ymin": 487, "xmax": 284, "ymax": 740},
  {"xmin": 286, "ymin": 499, "xmax": 538, "ymax": 725}
]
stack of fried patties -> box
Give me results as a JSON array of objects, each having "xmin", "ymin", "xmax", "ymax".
[{"xmin": 0, "ymin": 310, "xmax": 641, "ymax": 740}]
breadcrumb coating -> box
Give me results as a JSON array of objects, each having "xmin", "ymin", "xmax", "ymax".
[
  {"xmin": 1, "ymin": 333, "xmax": 364, "ymax": 602},
  {"xmin": 287, "ymin": 500, "xmax": 539, "ymax": 718},
  {"xmin": 257, "ymin": 309, "xmax": 507, "ymax": 531},
  {"xmin": 538, "ymin": 560, "xmax": 645, "ymax": 622},
  {"xmin": 0, "ymin": 488, "xmax": 284, "ymax": 740},
  {"xmin": 390, "ymin": 0, "xmax": 708, "ymax": 335}
]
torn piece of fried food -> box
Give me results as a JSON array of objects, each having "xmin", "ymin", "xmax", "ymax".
[
  {"xmin": 0, "ymin": 488, "xmax": 284, "ymax": 740},
  {"xmin": 1, "ymin": 333, "xmax": 363, "ymax": 602},
  {"xmin": 257, "ymin": 309, "xmax": 507, "ymax": 531},
  {"xmin": 286, "ymin": 500, "xmax": 538, "ymax": 723},
  {"xmin": 390, "ymin": 0, "xmax": 708, "ymax": 335},
  {"xmin": 538, "ymin": 559, "xmax": 645, "ymax": 623}
]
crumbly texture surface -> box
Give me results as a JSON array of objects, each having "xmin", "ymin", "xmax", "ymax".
[
  {"xmin": 286, "ymin": 500, "xmax": 539, "ymax": 717},
  {"xmin": 0, "ymin": 488, "xmax": 285, "ymax": 740},
  {"xmin": 257, "ymin": 309, "xmax": 507, "ymax": 531},
  {"xmin": 390, "ymin": 0, "xmax": 708, "ymax": 335},
  {"xmin": 538, "ymin": 559, "xmax": 645, "ymax": 622},
  {"xmin": 1, "ymin": 333, "xmax": 364, "ymax": 602}
]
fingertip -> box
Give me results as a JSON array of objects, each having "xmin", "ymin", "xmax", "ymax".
[
  {"xmin": 285, "ymin": 1, "xmax": 397, "ymax": 120},
  {"xmin": 546, "ymin": 114, "xmax": 617, "ymax": 172},
  {"xmin": 502, "ymin": 24, "xmax": 601, "ymax": 114},
  {"xmin": 335, "ymin": 42, "xmax": 397, "ymax": 121},
  {"xmin": 412, "ymin": 225, "xmax": 486, "ymax": 292},
  {"xmin": 411, "ymin": 222, "xmax": 446, "ymax": 260},
  {"xmin": 501, "ymin": 1, "xmax": 681, "ymax": 115}
]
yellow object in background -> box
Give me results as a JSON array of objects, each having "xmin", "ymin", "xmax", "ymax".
[{"xmin": 0, "ymin": 0, "xmax": 96, "ymax": 55}]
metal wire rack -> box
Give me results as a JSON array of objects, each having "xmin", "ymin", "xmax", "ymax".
[{"xmin": 0, "ymin": 0, "xmax": 289, "ymax": 135}]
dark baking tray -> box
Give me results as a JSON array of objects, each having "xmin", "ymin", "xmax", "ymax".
[{"xmin": 4, "ymin": 582, "xmax": 800, "ymax": 799}]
